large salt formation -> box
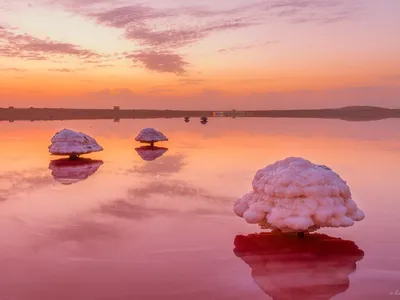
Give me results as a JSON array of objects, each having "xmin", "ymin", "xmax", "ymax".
[
  {"xmin": 135, "ymin": 128, "xmax": 168, "ymax": 147},
  {"xmin": 234, "ymin": 233, "xmax": 364, "ymax": 300},
  {"xmin": 48, "ymin": 129, "xmax": 103, "ymax": 159},
  {"xmin": 49, "ymin": 158, "xmax": 103, "ymax": 185},
  {"xmin": 234, "ymin": 157, "xmax": 365, "ymax": 233}
]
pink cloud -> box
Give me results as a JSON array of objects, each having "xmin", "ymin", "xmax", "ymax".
[
  {"xmin": 120, "ymin": 19, "xmax": 256, "ymax": 75},
  {"xmin": 93, "ymin": 64, "xmax": 114, "ymax": 68},
  {"xmin": 91, "ymin": 5, "xmax": 171, "ymax": 28},
  {"xmin": 178, "ymin": 78, "xmax": 204, "ymax": 85},
  {"xmin": 218, "ymin": 40, "xmax": 278, "ymax": 52},
  {"xmin": 54, "ymin": 0, "xmax": 350, "ymax": 22},
  {"xmin": 147, "ymin": 78, "xmax": 205, "ymax": 92},
  {"xmin": 48, "ymin": 68, "xmax": 85, "ymax": 72},
  {"xmin": 126, "ymin": 50, "xmax": 188, "ymax": 75},
  {"xmin": 185, "ymin": 0, "xmax": 352, "ymax": 23},
  {"xmin": 148, "ymin": 85, "xmax": 174, "ymax": 94},
  {"xmin": 122, "ymin": 19, "xmax": 257, "ymax": 73},
  {"xmin": 0, "ymin": 67, "xmax": 27, "ymax": 72},
  {"xmin": 125, "ymin": 26, "xmax": 203, "ymax": 48},
  {"xmin": 83, "ymin": 1, "xmax": 353, "ymax": 75},
  {"xmin": 0, "ymin": 27, "xmax": 101, "ymax": 60},
  {"xmin": 93, "ymin": 5, "xmax": 257, "ymax": 49}
]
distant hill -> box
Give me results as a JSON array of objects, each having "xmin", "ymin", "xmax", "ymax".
[
  {"xmin": 0, "ymin": 105, "xmax": 399, "ymax": 122},
  {"xmin": 338, "ymin": 106, "xmax": 393, "ymax": 111}
]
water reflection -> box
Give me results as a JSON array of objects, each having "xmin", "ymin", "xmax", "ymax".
[
  {"xmin": 49, "ymin": 158, "xmax": 104, "ymax": 185},
  {"xmin": 98, "ymin": 178, "xmax": 235, "ymax": 219},
  {"xmin": 49, "ymin": 219, "xmax": 120, "ymax": 243},
  {"xmin": 130, "ymin": 153, "xmax": 186, "ymax": 175},
  {"xmin": 135, "ymin": 146, "xmax": 168, "ymax": 161},
  {"xmin": 234, "ymin": 233, "xmax": 364, "ymax": 300},
  {"xmin": 0, "ymin": 168, "xmax": 53, "ymax": 200},
  {"xmin": 98, "ymin": 199, "xmax": 174, "ymax": 220},
  {"xmin": 0, "ymin": 118, "xmax": 399, "ymax": 300}
]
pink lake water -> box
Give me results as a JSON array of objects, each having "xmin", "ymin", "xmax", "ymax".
[{"xmin": 0, "ymin": 118, "xmax": 399, "ymax": 300}]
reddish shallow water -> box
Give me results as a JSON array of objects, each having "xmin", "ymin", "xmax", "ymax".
[{"xmin": 0, "ymin": 118, "xmax": 399, "ymax": 300}]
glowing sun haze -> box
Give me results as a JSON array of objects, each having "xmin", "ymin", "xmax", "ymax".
[{"xmin": 1, "ymin": 0, "xmax": 399, "ymax": 109}]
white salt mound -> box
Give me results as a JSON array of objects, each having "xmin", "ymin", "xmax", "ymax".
[
  {"xmin": 233, "ymin": 157, "xmax": 365, "ymax": 232},
  {"xmin": 48, "ymin": 128, "xmax": 103, "ymax": 156},
  {"xmin": 135, "ymin": 128, "xmax": 168, "ymax": 143}
]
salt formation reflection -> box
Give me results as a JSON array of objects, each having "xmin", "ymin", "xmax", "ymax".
[
  {"xmin": 135, "ymin": 146, "xmax": 168, "ymax": 161},
  {"xmin": 234, "ymin": 232, "xmax": 364, "ymax": 300},
  {"xmin": 49, "ymin": 158, "xmax": 104, "ymax": 185}
]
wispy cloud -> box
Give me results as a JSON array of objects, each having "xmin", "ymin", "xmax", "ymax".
[
  {"xmin": 126, "ymin": 50, "xmax": 188, "ymax": 75},
  {"xmin": 0, "ymin": 66, "xmax": 27, "ymax": 72},
  {"xmin": 84, "ymin": 1, "xmax": 352, "ymax": 74},
  {"xmin": 0, "ymin": 26, "xmax": 101, "ymax": 61},
  {"xmin": 48, "ymin": 67, "xmax": 85, "ymax": 72},
  {"xmin": 147, "ymin": 78, "xmax": 205, "ymax": 93},
  {"xmin": 127, "ymin": 19, "xmax": 256, "ymax": 49},
  {"xmin": 125, "ymin": 26, "xmax": 202, "ymax": 49},
  {"xmin": 90, "ymin": 4, "xmax": 172, "ymax": 28},
  {"xmin": 178, "ymin": 78, "xmax": 204, "ymax": 85},
  {"xmin": 218, "ymin": 40, "xmax": 278, "ymax": 53},
  {"xmin": 183, "ymin": 0, "xmax": 353, "ymax": 24},
  {"xmin": 87, "ymin": 5, "xmax": 260, "ymax": 74},
  {"xmin": 93, "ymin": 64, "xmax": 114, "ymax": 68},
  {"xmin": 2, "ymin": 0, "xmax": 358, "ymax": 75},
  {"xmin": 90, "ymin": 4, "xmax": 258, "ymax": 49},
  {"xmin": 148, "ymin": 85, "xmax": 174, "ymax": 94},
  {"xmin": 121, "ymin": 19, "xmax": 256, "ymax": 74}
]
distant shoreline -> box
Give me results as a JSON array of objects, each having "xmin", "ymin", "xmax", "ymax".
[{"xmin": 1, "ymin": 106, "xmax": 399, "ymax": 122}]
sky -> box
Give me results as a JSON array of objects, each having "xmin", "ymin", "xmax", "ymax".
[{"xmin": 0, "ymin": 0, "xmax": 399, "ymax": 109}]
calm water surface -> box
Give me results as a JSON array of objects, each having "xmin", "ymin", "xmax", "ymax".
[{"xmin": 0, "ymin": 118, "xmax": 399, "ymax": 300}]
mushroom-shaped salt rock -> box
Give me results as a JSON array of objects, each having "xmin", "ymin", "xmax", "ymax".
[
  {"xmin": 234, "ymin": 232, "xmax": 364, "ymax": 300},
  {"xmin": 135, "ymin": 146, "xmax": 168, "ymax": 161},
  {"xmin": 49, "ymin": 158, "xmax": 103, "ymax": 185},
  {"xmin": 233, "ymin": 157, "xmax": 365, "ymax": 236},
  {"xmin": 135, "ymin": 128, "xmax": 168, "ymax": 147},
  {"xmin": 184, "ymin": 116, "xmax": 190, "ymax": 122},
  {"xmin": 48, "ymin": 128, "xmax": 103, "ymax": 159}
]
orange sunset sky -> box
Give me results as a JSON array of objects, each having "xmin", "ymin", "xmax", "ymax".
[{"xmin": 1, "ymin": 0, "xmax": 399, "ymax": 109}]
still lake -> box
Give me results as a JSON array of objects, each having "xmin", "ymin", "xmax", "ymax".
[{"xmin": 0, "ymin": 117, "xmax": 399, "ymax": 300}]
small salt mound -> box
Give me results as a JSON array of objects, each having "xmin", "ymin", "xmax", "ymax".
[
  {"xmin": 48, "ymin": 129, "xmax": 103, "ymax": 156},
  {"xmin": 234, "ymin": 157, "xmax": 365, "ymax": 232},
  {"xmin": 135, "ymin": 128, "xmax": 168, "ymax": 144}
]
